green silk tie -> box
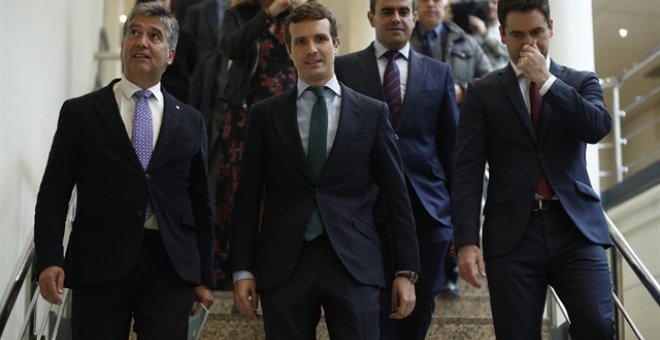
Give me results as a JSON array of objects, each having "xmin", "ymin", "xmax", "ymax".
[{"xmin": 304, "ymin": 86, "xmax": 327, "ymax": 241}]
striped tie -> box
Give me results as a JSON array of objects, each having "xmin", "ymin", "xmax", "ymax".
[{"xmin": 383, "ymin": 50, "xmax": 402, "ymax": 129}]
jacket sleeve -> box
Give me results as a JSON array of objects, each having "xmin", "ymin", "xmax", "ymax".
[
  {"xmin": 34, "ymin": 100, "xmax": 81, "ymax": 274},
  {"xmin": 218, "ymin": 7, "xmax": 271, "ymax": 59}
]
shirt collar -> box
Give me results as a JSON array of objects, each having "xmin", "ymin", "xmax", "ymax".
[
  {"xmin": 118, "ymin": 78, "xmax": 163, "ymax": 102},
  {"xmin": 373, "ymin": 40, "xmax": 411, "ymax": 60},
  {"xmin": 296, "ymin": 74, "xmax": 341, "ymax": 98}
]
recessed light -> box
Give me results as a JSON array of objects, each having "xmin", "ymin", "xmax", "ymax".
[{"xmin": 618, "ymin": 28, "xmax": 628, "ymax": 38}]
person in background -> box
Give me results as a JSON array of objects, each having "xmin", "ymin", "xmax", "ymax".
[
  {"xmin": 451, "ymin": 0, "xmax": 508, "ymax": 69},
  {"xmin": 229, "ymin": 3, "xmax": 420, "ymax": 339},
  {"xmin": 137, "ymin": 0, "xmax": 198, "ymax": 103},
  {"xmin": 210, "ymin": 0, "xmax": 301, "ymax": 289},
  {"xmin": 335, "ymin": 0, "xmax": 458, "ymax": 339},
  {"xmin": 452, "ymin": 0, "xmax": 615, "ymax": 338},
  {"xmin": 34, "ymin": 3, "xmax": 214, "ymax": 339},
  {"xmin": 412, "ymin": 0, "xmax": 492, "ymax": 104},
  {"xmin": 175, "ymin": 0, "xmax": 204, "ymax": 27},
  {"xmin": 184, "ymin": 0, "xmax": 227, "ymax": 61}
]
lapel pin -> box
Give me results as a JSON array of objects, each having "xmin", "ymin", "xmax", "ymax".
[{"xmin": 176, "ymin": 105, "xmax": 180, "ymax": 110}]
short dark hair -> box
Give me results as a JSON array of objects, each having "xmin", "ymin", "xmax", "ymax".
[
  {"xmin": 497, "ymin": 0, "xmax": 551, "ymax": 28},
  {"xmin": 284, "ymin": 2, "xmax": 338, "ymax": 46},
  {"xmin": 369, "ymin": 0, "xmax": 417, "ymax": 14},
  {"xmin": 124, "ymin": 2, "xmax": 179, "ymax": 49}
]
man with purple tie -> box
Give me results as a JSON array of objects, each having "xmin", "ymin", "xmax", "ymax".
[
  {"xmin": 335, "ymin": 0, "xmax": 459, "ymax": 339},
  {"xmin": 34, "ymin": 3, "xmax": 213, "ymax": 339}
]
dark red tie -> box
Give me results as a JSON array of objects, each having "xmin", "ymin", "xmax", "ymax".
[
  {"xmin": 530, "ymin": 82, "xmax": 554, "ymax": 199},
  {"xmin": 383, "ymin": 50, "xmax": 402, "ymax": 129}
]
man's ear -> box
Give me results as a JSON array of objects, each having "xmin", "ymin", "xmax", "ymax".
[
  {"xmin": 167, "ymin": 48, "xmax": 176, "ymax": 65},
  {"xmin": 368, "ymin": 11, "xmax": 376, "ymax": 28}
]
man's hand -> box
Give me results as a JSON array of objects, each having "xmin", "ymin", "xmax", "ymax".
[
  {"xmin": 516, "ymin": 41, "xmax": 551, "ymax": 85},
  {"xmin": 233, "ymin": 279, "xmax": 259, "ymax": 318},
  {"xmin": 194, "ymin": 285, "xmax": 214, "ymax": 309},
  {"xmin": 457, "ymin": 245, "xmax": 486, "ymax": 289},
  {"xmin": 468, "ymin": 14, "xmax": 487, "ymax": 37},
  {"xmin": 38, "ymin": 266, "xmax": 65, "ymax": 305},
  {"xmin": 267, "ymin": 0, "xmax": 295, "ymax": 17},
  {"xmin": 454, "ymin": 84, "xmax": 465, "ymax": 104},
  {"xmin": 389, "ymin": 276, "xmax": 416, "ymax": 319}
]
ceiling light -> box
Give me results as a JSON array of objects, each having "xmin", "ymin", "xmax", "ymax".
[{"xmin": 618, "ymin": 28, "xmax": 628, "ymax": 38}]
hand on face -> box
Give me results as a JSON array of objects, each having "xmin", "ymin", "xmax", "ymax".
[{"xmin": 516, "ymin": 41, "xmax": 551, "ymax": 85}]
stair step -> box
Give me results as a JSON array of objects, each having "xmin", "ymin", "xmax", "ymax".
[{"xmin": 198, "ymin": 314, "xmax": 504, "ymax": 340}]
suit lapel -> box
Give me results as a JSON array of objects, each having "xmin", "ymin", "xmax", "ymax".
[
  {"xmin": 93, "ymin": 80, "xmax": 142, "ymax": 168},
  {"xmin": 272, "ymin": 89, "xmax": 313, "ymax": 181},
  {"xmin": 321, "ymin": 86, "xmax": 365, "ymax": 179},
  {"xmin": 400, "ymin": 51, "xmax": 426, "ymax": 126},
  {"xmin": 149, "ymin": 89, "xmax": 181, "ymax": 169},
  {"xmin": 356, "ymin": 44, "xmax": 386, "ymax": 100},
  {"xmin": 499, "ymin": 65, "xmax": 536, "ymax": 142}
]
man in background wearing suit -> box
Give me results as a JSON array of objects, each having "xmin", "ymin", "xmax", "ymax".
[
  {"xmin": 184, "ymin": 0, "xmax": 225, "ymax": 59},
  {"xmin": 34, "ymin": 3, "xmax": 214, "ymax": 339},
  {"xmin": 229, "ymin": 3, "xmax": 420, "ymax": 339},
  {"xmin": 335, "ymin": 0, "xmax": 458, "ymax": 339},
  {"xmin": 453, "ymin": 0, "xmax": 614, "ymax": 339}
]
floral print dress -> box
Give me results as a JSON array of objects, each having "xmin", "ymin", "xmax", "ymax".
[{"xmin": 212, "ymin": 20, "xmax": 297, "ymax": 289}]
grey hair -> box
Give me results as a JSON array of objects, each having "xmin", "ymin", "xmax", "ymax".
[{"xmin": 123, "ymin": 2, "xmax": 179, "ymax": 49}]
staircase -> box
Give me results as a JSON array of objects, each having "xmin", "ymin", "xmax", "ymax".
[{"xmin": 195, "ymin": 279, "xmax": 551, "ymax": 339}]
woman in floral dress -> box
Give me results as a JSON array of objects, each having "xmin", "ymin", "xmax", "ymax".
[{"xmin": 212, "ymin": 0, "xmax": 300, "ymax": 289}]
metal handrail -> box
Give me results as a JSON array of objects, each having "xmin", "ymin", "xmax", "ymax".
[
  {"xmin": 606, "ymin": 215, "xmax": 660, "ymax": 305},
  {"xmin": 0, "ymin": 235, "xmax": 35, "ymax": 337},
  {"xmin": 601, "ymin": 46, "xmax": 660, "ymax": 183}
]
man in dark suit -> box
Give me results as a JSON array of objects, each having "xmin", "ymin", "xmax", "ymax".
[
  {"xmin": 229, "ymin": 3, "xmax": 420, "ymax": 339},
  {"xmin": 335, "ymin": 0, "xmax": 458, "ymax": 339},
  {"xmin": 34, "ymin": 3, "xmax": 214, "ymax": 339},
  {"xmin": 453, "ymin": 0, "xmax": 614, "ymax": 339},
  {"xmin": 184, "ymin": 0, "xmax": 225, "ymax": 59}
]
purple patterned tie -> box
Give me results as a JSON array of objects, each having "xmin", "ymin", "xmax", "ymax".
[
  {"xmin": 133, "ymin": 90, "xmax": 153, "ymax": 170},
  {"xmin": 383, "ymin": 50, "xmax": 402, "ymax": 129},
  {"xmin": 133, "ymin": 89, "xmax": 153, "ymax": 218}
]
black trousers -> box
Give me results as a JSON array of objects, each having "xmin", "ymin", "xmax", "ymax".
[
  {"xmin": 486, "ymin": 206, "xmax": 615, "ymax": 340},
  {"xmin": 71, "ymin": 230, "xmax": 194, "ymax": 340},
  {"xmin": 260, "ymin": 235, "xmax": 381, "ymax": 340}
]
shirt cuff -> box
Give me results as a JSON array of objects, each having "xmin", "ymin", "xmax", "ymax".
[
  {"xmin": 233, "ymin": 270, "xmax": 255, "ymax": 283},
  {"xmin": 540, "ymin": 75, "xmax": 557, "ymax": 95}
]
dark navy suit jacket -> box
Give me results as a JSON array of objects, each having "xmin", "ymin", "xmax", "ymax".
[
  {"xmin": 229, "ymin": 84, "xmax": 420, "ymax": 290},
  {"xmin": 453, "ymin": 61, "xmax": 613, "ymax": 257},
  {"xmin": 34, "ymin": 79, "xmax": 214, "ymax": 288},
  {"xmin": 335, "ymin": 44, "xmax": 459, "ymax": 228}
]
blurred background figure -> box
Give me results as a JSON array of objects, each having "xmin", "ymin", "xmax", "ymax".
[
  {"xmin": 412, "ymin": 0, "xmax": 491, "ymax": 105},
  {"xmin": 176, "ymin": 0, "xmax": 205, "ymax": 27},
  {"xmin": 184, "ymin": 0, "xmax": 227, "ymax": 61},
  {"xmin": 451, "ymin": 0, "xmax": 508, "ymax": 69},
  {"xmin": 210, "ymin": 0, "xmax": 303, "ymax": 289},
  {"xmin": 136, "ymin": 0, "xmax": 199, "ymax": 103}
]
